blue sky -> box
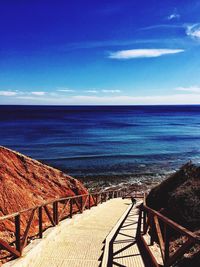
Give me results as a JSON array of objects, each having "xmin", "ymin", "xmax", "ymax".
[{"xmin": 1, "ymin": 0, "xmax": 200, "ymax": 105}]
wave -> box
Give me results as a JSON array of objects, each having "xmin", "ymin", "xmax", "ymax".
[
  {"xmin": 99, "ymin": 122, "xmax": 142, "ymax": 128},
  {"xmin": 39, "ymin": 151, "xmax": 197, "ymax": 161},
  {"xmin": 152, "ymin": 135, "xmax": 200, "ymax": 142}
]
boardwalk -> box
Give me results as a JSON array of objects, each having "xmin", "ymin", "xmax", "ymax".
[
  {"xmin": 102, "ymin": 200, "xmax": 145, "ymax": 266},
  {"xmin": 4, "ymin": 198, "xmax": 145, "ymax": 267}
]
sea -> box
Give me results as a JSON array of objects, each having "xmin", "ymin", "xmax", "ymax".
[{"xmin": 1, "ymin": 105, "xmax": 200, "ymax": 186}]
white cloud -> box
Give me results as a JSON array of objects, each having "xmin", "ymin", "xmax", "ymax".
[
  {"xmin": 53, "ymin": 94, "xmax": 200, "ymax": 105},
  {"xmin": 31, "ymin": 91, "xmax": 46, "ymax": 96},
  {"xmin": 56, "ymin": 87, "xmax": 74, "ymax": 92},
  {"xmin": 108, "ymin": 49, "xmax": 184, "ymax": 59},
  {"xmin": 85, "ymin": 90, "xmax": 98, "ymax": 93},
  {"xmin": 84, "ymin": 89, "xmax": 121, "ymax": 94},
  {"xmin": 139, "ymin": 24, "xmax": 182, "ymax": 31},
  {"xmin": 49, "ymin": 92, "xmax": 59, "ymax": 97},
  {"xmin": 102, "ymin": 89, "xmax": 121, "ymax": 93},
  {"xmin": 57, "ymin": 89, "xmax": 74, "ymax": 92},
  {"xmin": 16, "ymin": 96, "xmax": 38, "ymax": 100},
  {"xmin": 3, "ymin": 93, "xmax": 200, "ymax": 105},
  {"xmin": 167, "ymin": 13, "xmax": 180, "ymax": 21},
  {"xmin": 0, "ymin": 91, "xmax": 17, "ymax": 96},
  {"xmin": 186, "ymin": 24, "xmax": 200, "ymax": 39},
  {"xmin": 175, "ymin": 86, "xmax": 200, "ymax": 93}
]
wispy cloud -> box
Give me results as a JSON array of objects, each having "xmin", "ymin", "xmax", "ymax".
[
  {"xmin": 85, "ymin": 90, "xmax": 98, "ymax": 93},
  {"xmin": 175, "ymin": 86, "xmax": 200, "ymax": 93},
  {"xmin": 3, "ymin": 93, "xmax": 200, "ymax": 105},
  {"xmin": 56, "ymin": 87, "xmax": 74, "ymax": 92},
  {"xmin": 0, "ymin": 90, "xmax": 17, "ymax": 96},
  {"xmin": 167, "ymin": 12, "xmax": 180, "ymax": 21},
  {"xmin": 108, "ymin": 49, "xmax": 184, "ymax": 59},
  {"xmin": 102, "ymin": 89, "xmax": 121, "ymax": 93},
  {"xmin": 139, "ymin": 24, "xmax": 182, "ymax": 31},
  {"xmin": 31, "ymin": 91, "xmax": 46, "ymax": 96},
  {"xmin": 13, "ymin": 94, "xmax": 200, "ymax": 105},
  {"xmin": 186, "ymin": 24, "xmax": 200, "ymax": 39},
  {"xmin": 16, "ymin": 96, "xmax": 38, "ymax": 100},
  {"xmin": 60, "ymin": 38, "xmax": 180, "ymax": 52},
  {"xmin": 71, "ymin": 94, "xmax": 200, "ymax": 105}
]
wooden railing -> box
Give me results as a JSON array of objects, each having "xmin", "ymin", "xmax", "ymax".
[
  {"xmin": 0, "ymin": 189, "xmax": 125, "ymax": 260},
  {"xmin": 122, "ymin": 190, "xmax": 146, "ymax": 199},
  {"xmin": 1, "ymin": 188, "xmax": 198, "ymax": 267},
  {"xmin": 136, "ymin": 203, "xmax": 200, "ymax": 267}
]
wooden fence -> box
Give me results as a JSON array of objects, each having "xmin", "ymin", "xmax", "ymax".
[
  {"xmin": 136, "ymin": 202, "xmax": 200, "ymax": 267},
  {"xmin": 1, "ymin": 188, "xmax": 198, "ymax": 267},
  {"xmin": 0, "ymin": 189, "xmax": 125, "ymax": 260}
]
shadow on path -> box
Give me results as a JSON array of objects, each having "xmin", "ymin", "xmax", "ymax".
[{"xmin": 101, "ymin": 203, "xmax": 145, "ymax": 267}]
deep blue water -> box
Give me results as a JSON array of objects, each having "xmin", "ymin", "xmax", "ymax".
[{"xmin": 1, "ymin": 105, "xmax": 200, "ymax": 183}]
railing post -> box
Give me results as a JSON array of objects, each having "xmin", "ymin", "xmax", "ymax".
[
  {"xmin": 70, "ymin": 199, "xmax": 73, "ymax": 218},
  {"xmin": 143, "ymin": 209, "xmax": 147, "ymax": 234},
  {"xmin": 53, "ymin": 201, "xmax": 58, "ymax": 225},
  {"xmin": 150, "ymin": 214, "xmax": 154, "ymax": 246},
  {"xmin": 143, "ymin": 192, "xmax": 147, "ymax": 205},
  {"xmin": 164, "ymin": 224, "xmax": 170, "ymax": 265},
  {"xmin": 136, "ymin": 204, "xmax": 142, "ymax": 239},
  {"xmin": 15, "ymin": 214, "xmax": 21, "ymax": 253},
  {"xmin": 88, "ymin": 195, "xmax": 91, "ymax": 209},
  {"xmin": 38, "ymin": 207, "xmax": 43, "ymax": 238},
  {"xmin": 96, "ymin": 194, "xmax": 98, "ymax": 206},
  {"xmin": 80, "ymin": 196, "xmax": 83, "ymax": 213}
]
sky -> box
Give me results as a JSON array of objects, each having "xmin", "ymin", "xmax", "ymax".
[{"xmin": 1, "ymin": 0, "xmax": 200, "ymax": 105}]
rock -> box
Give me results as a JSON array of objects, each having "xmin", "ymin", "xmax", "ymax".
[
  {"xmin": 146, "ymin": 162, "xmax": 200, "ymax": 231},
  {"xmin": 0, "ymin": 146, "xmax": 89, "ymax": 241}
]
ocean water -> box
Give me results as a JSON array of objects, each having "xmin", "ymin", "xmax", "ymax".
[{"xmin": 1, "ymin": 105, "xmax": 200, "ymax": 183}]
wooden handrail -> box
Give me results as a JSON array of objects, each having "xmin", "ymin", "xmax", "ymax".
[
  {"xmin": 1, "ymin": 187, "xmax": 197, "ymax": 267},
  {"xmin": 0, "ymin": 190, "xmax": 122, "ymax": 221},
  {"xmin": 0, "ymin": 188, "xmax": 126, "ymax": 261},
  {"xmin": 136, "ymin": 202, "xmax": 200, "ymax": 267},
  {"xmin": 142, "ymin": 204, "xmax": 200, "ymax": 243}
]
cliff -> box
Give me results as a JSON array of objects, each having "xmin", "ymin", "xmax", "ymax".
[
  {"xmin": 146, "ymin": 162, "xmax": 200, "ymax": 266},
  {"xmin": 0, "ymin": 146, "xmax": 89, "ymax": 243},
  {"xmin": 146, "ymin": 162, "xmax": 200, "ymax": 231}
]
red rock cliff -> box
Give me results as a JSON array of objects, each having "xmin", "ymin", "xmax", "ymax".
[
  {"xmin": 0, "ymin": 146, "xmax": 88, "ymax": 216},
  {"xmin": 0, "ymin": 146, "xmax": 90, "ymax": 248}
]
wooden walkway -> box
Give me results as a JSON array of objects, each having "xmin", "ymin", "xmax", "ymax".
[
  {"xmin": 3, "ymin": 193, "xmax": 200, "ymax": 267},
  {"xmin": 102, "ymin": 200, "xmax": 144, "ymax": 266},
  {"xmin": 4, "ymin": 198, "xmax": 145, "ymax": 267}
]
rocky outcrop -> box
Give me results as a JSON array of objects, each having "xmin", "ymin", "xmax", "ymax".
[
  {"xmin": 0, "ymin": 146, "xmax": 89, "ymax": 242},
  {"xmin": 146, "ymin": 162, "xmax": 200, "ymax": 231}
]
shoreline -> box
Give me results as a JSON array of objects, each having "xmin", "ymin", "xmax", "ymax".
[{"xmin": 75, "ymin": 173, "xmax": 171, "ymax": 192}]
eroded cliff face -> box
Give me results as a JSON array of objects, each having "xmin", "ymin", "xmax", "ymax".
[
  {"xmin": 0, "ymin": 146, "xmax": 89, "ymax": 245},
  {"xmin": 0, "ymin": 146, "xmax": 88, "ymax": 216}
]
